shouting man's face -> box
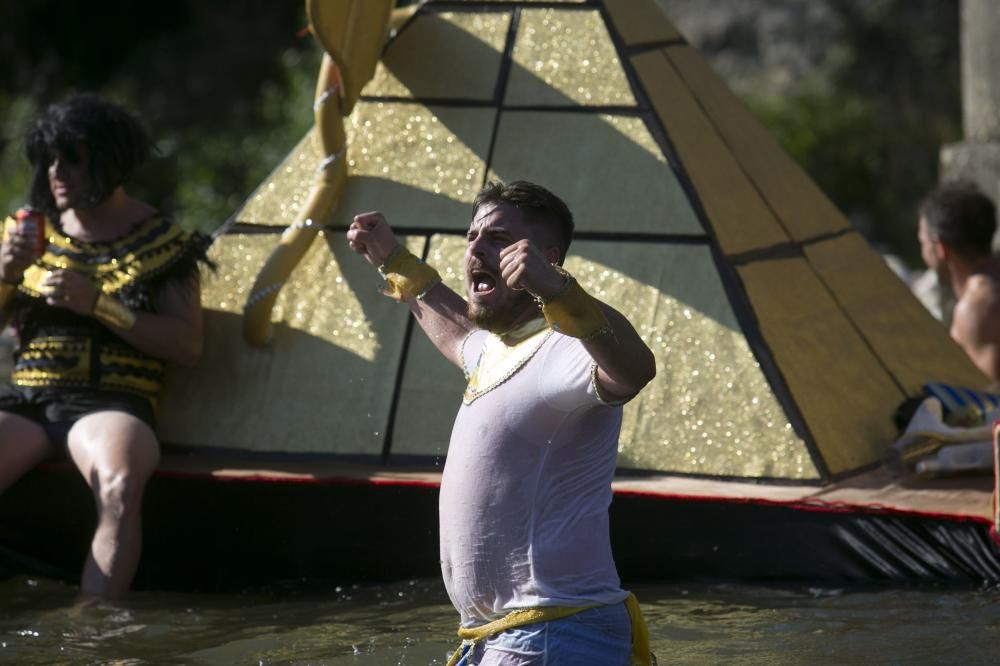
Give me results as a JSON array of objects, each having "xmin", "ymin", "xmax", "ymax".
[{"xmin": 464, "ymin": 202, "xmax": 543, "ymax": 334}]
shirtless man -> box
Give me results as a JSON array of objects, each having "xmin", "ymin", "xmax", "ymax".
[
  {"xmin": 917, "ymin": 181, "xmax": 1000, "ymax": 382},
  {"xmin": 347, "ymin": 180, "xmax": 655, "ymax": 665}
]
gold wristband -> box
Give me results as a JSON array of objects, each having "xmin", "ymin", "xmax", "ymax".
[
  {"xmin": 378, "ymin": 245, "xmax": 442, "ymax": 301},
  {"xmin": 92, "ymin": 293, "xmax": 137, "ymax": 329},
  {"xmin": 540, "ymin": 272, "xmax": 612, "ymax": 339}
]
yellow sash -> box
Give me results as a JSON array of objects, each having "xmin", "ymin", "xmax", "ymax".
[{"xmin": 445, "ymin": 593, "xmax": 652, "ymax": 666}]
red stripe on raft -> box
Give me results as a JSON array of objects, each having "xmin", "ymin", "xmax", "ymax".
[
  {"xmin": 611, "ymin": 488, "xmax": 992, "ymax": 525},
  {"xmin": 152, "ymin": 467, "xmax": 990, "ymax": 526},
  {"xmin": 38, "ymin": 462, "xmax": 991, "ymax": 526}
]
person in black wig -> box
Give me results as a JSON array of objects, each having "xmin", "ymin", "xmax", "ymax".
[{"xmin": 0, "ymin": 93, "xmax": 209, "ymax": 599}]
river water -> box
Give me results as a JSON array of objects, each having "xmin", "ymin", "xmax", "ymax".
[{"xmin": 2, "ymin": 575, "xmax": 998, "ymax": 665}]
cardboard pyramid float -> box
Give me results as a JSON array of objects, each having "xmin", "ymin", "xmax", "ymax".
[{"xmin": 157, "ymin": 0, "xmax": 987, "ymax": 485}]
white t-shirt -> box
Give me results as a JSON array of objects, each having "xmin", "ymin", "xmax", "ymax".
[{"xmin": 439, "ymin": 328, "xmax": 628, "ymax": 627}]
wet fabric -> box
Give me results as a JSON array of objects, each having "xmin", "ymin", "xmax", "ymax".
[{"xmin": 440, "ymin": 329, "xmax": 628, "ymax": 627}]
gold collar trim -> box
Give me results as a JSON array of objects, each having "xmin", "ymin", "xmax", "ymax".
[
  {"xmin": 464, "ymin": 320, "xmax": 551, "ymax": 404},
  {"xmin": 12, "ymin": 215, "xmax": 192, "ymax": 296},
  {"xmin": 496, "ymin": 316, "xmax": 548, "ymax": 345}
]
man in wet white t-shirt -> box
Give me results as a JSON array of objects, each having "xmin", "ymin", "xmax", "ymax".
[{"xmin": 347, "ymin": 180, "xmax": 655, "ymax": 666}]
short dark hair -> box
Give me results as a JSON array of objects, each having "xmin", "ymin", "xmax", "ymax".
[
  {"xmin": 25, "ymin": 93, "xmax": 152, "ymax": 216},
  {"xmin": 919, "ymin": 181, "xmax": 996, "ymax": 260},
  {"xmin": 472, "ymin": 180, "xmax": 574, "ymax": 263}
]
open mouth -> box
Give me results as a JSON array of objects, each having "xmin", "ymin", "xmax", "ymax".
[{"xmin": 471, "ymin": 270, "xmax": 497, "ymax": 296}]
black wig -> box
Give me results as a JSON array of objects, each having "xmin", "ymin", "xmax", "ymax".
[{"xmin": 25, "ymin": 93, "xmax": 152, "ymax": 217}]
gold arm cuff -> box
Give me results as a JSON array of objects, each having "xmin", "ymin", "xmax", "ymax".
[
  {"xmin": 378, "ymin": 245, "xmax": 441, "ymax": 301},
  {"xmin": 541, "ymin": 273, "xmax": 612, "ymax": 339},
  {"xmin": 93, "ymin": 293, "xmax": 137, "ymax": 330}
]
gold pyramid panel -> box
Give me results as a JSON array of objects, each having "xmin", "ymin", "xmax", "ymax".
[
  {"xmin": 506, "ymin": 8, "xmax": 636, "ymax": 106},
  {"xmin": 665, "ymin": 46, "xmax": 850, "ymax": 244},
  {"xmin": 738, "ymin": 257, "xmax": 905, "ymax": 475},
  {"xmin": 633, "ymin": 49, "xmax": 789, "ymax": 255},
  {"xmin": 604, "ymin": 0, "xmax": 682, "ymax": 46},
  {"xmin": 159, "ymin": 233, "xmax": 425, "ymax": 455},
  {"xmin": 488, "ymin": 110, "xmax": 701, "ymax": 234},
  {"xmin": 804, "ymin": 233, "xmax": 988, "ymax": 395},
  {"xmin": 331, "ymin": 102, "xmax": 495, "ymax": 229},
  {"xmin": 364, "ymin": 10, "xmax": 511, "ymax": 100}
]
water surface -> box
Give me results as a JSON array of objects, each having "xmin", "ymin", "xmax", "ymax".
[{"xmin": 2, "ymin": 575, "xmax": 998, "ymax": 664}]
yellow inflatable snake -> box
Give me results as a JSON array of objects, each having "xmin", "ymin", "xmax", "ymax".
[{"xmin": 242, "ymin": 0, "xmax": 416, "ymax": 345}]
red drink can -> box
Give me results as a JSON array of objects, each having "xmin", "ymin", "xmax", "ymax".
[{"xmin": 14, "ymin": 207, "xmax": 45, "ymax": 257}]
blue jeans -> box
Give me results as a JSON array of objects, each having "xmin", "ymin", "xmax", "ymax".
[{"xmin": 453, "ymin": 602, "xmax": 632, "ymax": 666}]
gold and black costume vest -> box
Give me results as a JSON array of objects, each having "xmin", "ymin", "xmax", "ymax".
[{"xmin": 2, "ymin": 214, "xmax": 210, "ymax": 405}]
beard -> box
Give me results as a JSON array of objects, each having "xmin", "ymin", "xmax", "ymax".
[{"xmin": 467, "ymin": 288, "xmax": 539, "ymax": 334}]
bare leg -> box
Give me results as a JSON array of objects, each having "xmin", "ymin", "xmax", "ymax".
[
  {"xmin": 67, "ymin": 411, "xmax": 159, "ymax": 600},
  {"xmin": 0, "ymin": 411, "xmax": 52, "ymax": 493}
]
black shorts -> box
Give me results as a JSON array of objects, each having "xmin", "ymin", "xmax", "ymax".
[{"xmin": 0, "ymin": 384, "xmax": 156, "ymax": 451}]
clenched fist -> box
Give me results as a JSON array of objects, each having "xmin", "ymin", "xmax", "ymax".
[
  {"xmin": 499, "ymin": 240, "xmax": 568, "ymax": 301},
  {"xmin": 347, "ymin": 212, "xmax": 399, "ymax": 267}
]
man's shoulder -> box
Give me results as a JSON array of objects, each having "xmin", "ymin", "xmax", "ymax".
[
  {"xmin": 961, "ymin": 272, "xmax": 1000, "ymax": 309},
  {"xmin": 953, "ymin": 273, "xmax": 1000, "ymax": 340}
]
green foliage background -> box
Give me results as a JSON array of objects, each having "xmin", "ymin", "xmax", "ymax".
[
  {"xmin": 0, "ymin": 1, "xmax": 961, "ymax": 266},
  {"xmin": 0, "ymin": 1, "xmax": 320, "ymax": 235},
  {"xmin": 741, "ymin": 1, "xmax": 961, "ymax": 265}
]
